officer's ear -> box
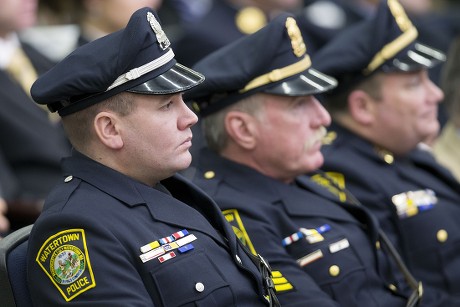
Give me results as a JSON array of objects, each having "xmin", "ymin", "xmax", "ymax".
[
  {"xmin": 224, "ymin": 110, "xmax": 259, "ymax": 150},
  {"xmin": 93, "ymin": 111, "xmax": 124, "ymax": 149},
  {"xmin": 347, "ymin": 89, "xmax": 377, "ymax": 125}
]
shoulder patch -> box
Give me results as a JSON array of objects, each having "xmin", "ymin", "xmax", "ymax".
[
  {"xmin": 223, "ymin": 209, "xmax": 257, "ymax": 255},
  {"xmin": 311, "ymin": 172, "xmax": 347, "ymax": 202},
  {"xmin": 36, "ymin": 229, "xmax": 96, "ymax": 301}
]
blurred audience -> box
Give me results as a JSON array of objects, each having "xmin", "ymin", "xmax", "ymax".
[
  {"xmin": 0, "ymin": 0, "xmax": 71, "ymax": 232},
  {"xmin": 74, "ymin": 0, "xmax": 163, "ymax": 46},
  {"xmin": 173, "ymin": 0, "xmax": 307, "ymax": 68},
  {"xmin": 433, "ymin": 36, "xmax": 460, "ymax": 182}
]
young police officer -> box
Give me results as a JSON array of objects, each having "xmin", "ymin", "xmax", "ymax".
[{"xmin": 26, "ymin": 7, "xmax": 278, "ymax": 306}]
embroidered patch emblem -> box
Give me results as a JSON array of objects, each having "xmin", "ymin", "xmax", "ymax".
[
  {"xmin": 311, "ymin": 172, "xmax": 347, "ymax": 202},
  {"xmin": 271, "ymin": 270, "xmax": 294, "ymax": 292},
  {"xmin": 223, "ymin": 209, "xmax": 257, "ymax": 255},
  {"xmin": 223, "ymin": 209, "xmax": 295, "ymax": 293},
  {"xmin": 36, "ymin": 229, "xmax": 95, "ymax": 301}
]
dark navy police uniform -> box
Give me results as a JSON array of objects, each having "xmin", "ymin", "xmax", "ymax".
[
  {"xmin": 193, "ymin": 149, "xmax": 418, "ymax": 307},
  {"xmin": 184, "ymin": 5, "xmax": 452, "ymax": 306},
  {"xmin": 27, "ymin": 151, "xmax": 271, "ymax": 306},
  {"xmin": 312, "ymin": 0, "xmax": 460, "ymax": 303},
  {"xmin": 321, "ymin": 123, "xmax": 460, "ymax": 301},
  {"xmin": 26, "ymin": 7, "xmax": 277, "ymax": 306}
]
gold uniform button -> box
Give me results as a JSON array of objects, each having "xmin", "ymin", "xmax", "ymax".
[
  {"xmin": 388, "ymin": 284, "xmax": 398, "ymax": 292},
  {"xmin": 375, "ymin": 241, "xmax": 381, "ymax": 250},
  {"xmin": 64, "ymin": 175, "xmax": 73, "ymax": 182},
  {"xmin": 204, "ymin": 171, "xmax": 215, "ymax": 179},
  {"xmin": 235, "ymin": 7, "xmax": 267, "ymax": 35},
  {"xmin": 383, "ymin": 154, "xmax": 394, "ymax": 164},
  {"xmin": 437, "ymin": 229, "xmax": 448, "ymax": 243},
  {"xmin": 329, "ymin": 265, "xmax": 340, "ymax": 277}
]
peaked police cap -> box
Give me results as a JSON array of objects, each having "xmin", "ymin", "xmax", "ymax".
[{"xmin": 31, "ymin": 7, "xmax": 204, "ymax": 116}]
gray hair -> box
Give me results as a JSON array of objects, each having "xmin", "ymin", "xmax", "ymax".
[{"xmin": 203, "ymin": 94, "xmax": 264, "ymax": 153}]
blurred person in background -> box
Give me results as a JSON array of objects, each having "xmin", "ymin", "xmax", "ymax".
[
  {"xmin": 173, "ymin": 0, "xmax": 309, "ymax": 68},
  {"xmin": 37, "ymin": 0, "xmax": 163, "ymax": 48},
  {"xmin": 0, "ymin": 0, "xmax": 71, "ymax": 232},
  {"xmin": 315, "ymin": 0, "xmax": 460, "ymax": 301},
  {"xmin": 74, "ymin": 0, "xmax": 163, "ymax": 46},
  {"xmin": 433, "ymin": 36, "xmax": 460, "ymax": 182}
]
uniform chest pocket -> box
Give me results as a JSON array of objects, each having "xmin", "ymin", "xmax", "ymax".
[
  {"xmin": 150, "ymin": 251, "xmax": 233, "ymax": 306},
  {"xmin": 287, "ymin": 236, "xmax": 365, "ymax": 285}
]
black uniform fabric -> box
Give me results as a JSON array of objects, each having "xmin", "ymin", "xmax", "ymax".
[
  {"xmin": 27, "ymin": 150, "xmax": 271, "ymax": 306},
  {"xmin": 320, "ymin": 123, "xmax": 460, "ymax": 302},
  {"xmin": 191, "ymin": 148, "xmax": 434, "ymax": 306}
]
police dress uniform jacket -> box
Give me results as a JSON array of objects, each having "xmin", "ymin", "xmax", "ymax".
[
  {"xmin": 27, "ymin": 151, "xmax": 272, "ymax": 306},
  {"xmin": 191, "ymin": 148, "xmax": 419, "ymax": 307},
  {"xmin": 0, "ymin": 42, "xmax": 70, "ymax": 201},
  {"xmin": 321, "ymin": 122, "xmax": 460, "ymax": 301}
]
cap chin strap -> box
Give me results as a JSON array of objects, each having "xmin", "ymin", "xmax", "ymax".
[{"xmin": 106, "ymin": 48, "xmax": 175, "ymax": 91}]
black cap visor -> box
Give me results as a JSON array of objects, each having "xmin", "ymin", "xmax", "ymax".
[
  {"xmin": 382, "ymin": 43, "xmax": 446, "ymax": 73},
  {"xmin": 263, "ymin": 68, "xmax": 338, "ymax": 96},
  {"xmin": 127, "ymin": 63, "xmax": 205, "ymax": 95}
]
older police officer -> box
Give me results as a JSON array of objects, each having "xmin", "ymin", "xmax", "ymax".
[
  {"xmin": 185, "ymin": 11, "xmax": 452, "ymax": 307},
  {"xmin": 26, "ymin": 7, "xmax": 278, "ymax": 306},
  {"xmin": 313, "ymin": 0, "xmax": 460, "ymax": 303}
]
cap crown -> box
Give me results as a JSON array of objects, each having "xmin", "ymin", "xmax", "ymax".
[
  {"xmin": 31, "ymin": 7, "xmax": 203, "ymax": 116},
  {"xmin": 313, "ymin": 0, "xmax": 445, "ymax": 93},
  {"xmin": 186, "ymin": 12, "xmax": 337, "ymax": 117}
]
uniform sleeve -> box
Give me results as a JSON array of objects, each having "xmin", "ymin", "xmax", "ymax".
[{"xmin": 27, "ymin": 212, "xmax": 154, "ymax": 306}]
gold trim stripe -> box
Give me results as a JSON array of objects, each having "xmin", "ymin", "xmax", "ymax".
[
  {"xmin": 363, "ymin": 0, "xmax": 418, "ymax": 75},
  {"xmin": 239, "ymin": 56, "xmax": 312, "ymax": 93}
]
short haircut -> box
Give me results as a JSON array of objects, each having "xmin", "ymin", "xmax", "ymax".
[
  {"xmin": 61, "ymin": 91, "xmax": 136, "ymax": 151},
  {"xmin": 323, "ymin": 73, "xmax": 384, "ymax": 116}
]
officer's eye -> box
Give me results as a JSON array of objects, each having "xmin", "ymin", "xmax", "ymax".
[
  {"xmin": 405, "ymin": 73, "xmax": 423, "ymax": 88},
  {"xmin": 163, "ymin": 101, "xmax": 174, "ymax": 110}
]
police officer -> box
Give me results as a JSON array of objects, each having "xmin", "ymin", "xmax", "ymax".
[
  {"xmin": 313, "ymin": 0, "xmax": 460, "ymax": 302},
  {"xmin": 26, "ymin": 7, "xmax": 278, "ymax": 306},
  {"xmin": 185, "ymin": 11, "xmax": 450, "ymax": 306}
]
